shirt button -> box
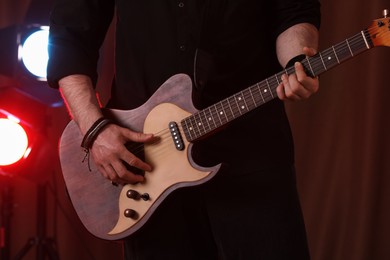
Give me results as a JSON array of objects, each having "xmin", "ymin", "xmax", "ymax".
[
  {"xmin": 179, "ymin": 45, "xmax": 186, "ymax": 51},
  {"xmin": 178, "ymin": 2, "xmax": 184, "ymax": 8}
]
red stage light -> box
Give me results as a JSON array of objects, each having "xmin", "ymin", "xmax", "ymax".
[
  {"xmin": 0, "ymin": 87, "xmax": 58, "ymax": 182},
  {"xmin": 0, "ymin": 118, "xmax": 29, "ymax": 166}
]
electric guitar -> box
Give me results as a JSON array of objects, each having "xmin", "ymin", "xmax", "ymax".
[{"xmin": 59, "ymin": 12, "xmax": 390, "ymax": 240}]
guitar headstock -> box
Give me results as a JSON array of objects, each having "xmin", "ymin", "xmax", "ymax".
[{"xmin": 368, "ymin": 9, "xmax": 390, "ymax": 47}]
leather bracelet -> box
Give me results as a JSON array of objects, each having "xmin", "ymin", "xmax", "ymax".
[
  {"xmin": 285, "ymin": 54, "xmax": 306, "ymax": 69},
  {"xmin": 81, "ymin": 117, "xmax": 113, "ymax": 150}
]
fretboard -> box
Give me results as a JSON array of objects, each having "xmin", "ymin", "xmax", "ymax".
[{"xmin": 182, "ymin": 29, "xmax": 373, "ymax": 142}]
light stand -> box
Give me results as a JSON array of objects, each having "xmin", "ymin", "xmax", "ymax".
[
  {"xmin": 0, "ymin": 176, "xmax": 13, "ymax": 260},
  {"xmin": 13, "ymin": 181, "xmax": 59, "ymax": 260}
]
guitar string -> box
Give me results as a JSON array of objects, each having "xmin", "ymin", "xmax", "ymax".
[
  {"xmin": 119, "ymin": 22, "xmax": 389, "ymax": 158},
  {"xmin": 126, "ymin": 128, "xmax": 174, "ymax": 158}
]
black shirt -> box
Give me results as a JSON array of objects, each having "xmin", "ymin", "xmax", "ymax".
[{"xmin": 47, "ymin": 0, "xmax": 321, "ymax": 171}]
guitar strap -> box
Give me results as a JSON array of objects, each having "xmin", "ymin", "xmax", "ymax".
[{"xmin": 193, "ymin": 0, "xmax": 224, "ymax": 91}]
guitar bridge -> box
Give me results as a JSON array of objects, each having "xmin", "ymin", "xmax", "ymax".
[{"xmin": 169, "ymin": 121, "xmax": 185, "ymax": 151}]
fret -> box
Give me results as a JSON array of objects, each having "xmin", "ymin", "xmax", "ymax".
[
  {"xmin": 265, "ymin": 78, "xmax": 270, "ymax": 90},
  {"xmin": 262, "ymin": 81, "xmax": 273, "ymax": 101},
  {"xmin": 248, "ymin": 88, "xmax": 257, "ymax": 109},
  {"xmin": 251, "ymin": 84, "xmax": 262, "ymax": 108},
  {"xmin": 193, "ymin": 111, "xmax": 205, "ymax": 136},
  {"xmin": 241, "ymin": 90, "xmax": 250, "ymax": 111},
  {"xmin": 266, "ymin": 78, "xmax": 275, "ymax": 98},
  {"xmin": 319, "ymin": 52, "xmax": 327, "ymax": 71},
  {"xmin": 345, "ymin": 39, "xmax": 354, "ymax": 56},
  {"xmin": 334, "ymin": 43, "xmax": 352, "ymax": 63},
  {"xmin": 201, "ymin": 107, "xmax": 211, "ymax": 131},
  {"xmin": 242, "ymin": 88, "xmax": 256, "ymax": 111},
  {"xmin": 200, "ymin": 109, "xmax": 209, "ymax": 133},
  {"xmin": 209, "ymin": 103, "xmax": 218, "ymax": 127},
  {"xmin": 332, "ymin": 45, "xmax": 341, "ymax": 64},
  {"xmin": 214, "ymin": 102, "xmax": 224, "ymax": 126},
  {"xmin": 305, "ymin": 57, "xmax": 315, "ymax": 76},
  {"xmin": 321, "ymin": 48, "xmax": 340, "ymax": 69},
  {"xmin": 257, "ymin": 83, "xmax": 266, "ymax": 103},
  {"xmin": 257, "ymin": 84, "xmax": 269, "ymax": 104},
  {"xmin": 226, "ymin": 96, "xmax": 236, "ymax": 121},
  {"xmin": 220, "ymin": 99, "xmax": 232, "ymax": 122},
  {"xmin": 261, "ymin": 79, "xmax": 272, "ymax": 101},
  {"xmin": 250, "ymin": 86, "xmax": 259, "ymax": 107},
  {"xmin": 274, "ymin": 74, "xmax": 280, "ymax": 85},
  {"xmin": 186, "ymin": 116, "xmax": 198, "ymax": 140},
  {"xmin": 181, "ymin": 118, "xmax": 192, "ymax": 141},
  {"xmin": 315, "ymin": 55, "xmax": 326, "ymax": 75},
  {"xmin": 207, "ymin": 106, "xmax": 217, "ymax": 130},
  {"xmin": 360, "ymin": 30, "xmax": 370, "ymax": 49},
  {"xmin": 363, "ymin": 29, "xmax": 374, "ymax": 49},
  {"xmin": 233, "ymin": 93, "xmax": 243, "ymax": 116},
  {"xmin": 286, "ymin": 66, "xmax": 295, "ymax": 75}
]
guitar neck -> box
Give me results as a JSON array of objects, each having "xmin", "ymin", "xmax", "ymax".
[{"xmin": 182, "ymin": 29, "xmax": 373, "ymax": 142}]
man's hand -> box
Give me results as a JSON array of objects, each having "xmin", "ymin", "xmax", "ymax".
[
  {"xmin": 58, "ymin": 74, "xmax": 155, "ymax": 185},
  {"xmin": 276, "ymin": 47, "xmax": 319, "ymax": 101},
  {"xmin": 91, "ymin": 123, "xmax": 155, "ymax": 185}
]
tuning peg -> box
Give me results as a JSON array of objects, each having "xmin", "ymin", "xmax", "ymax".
[{"xmin": 384, "ymin": 9, "xmax": 389, "ymax": 18}]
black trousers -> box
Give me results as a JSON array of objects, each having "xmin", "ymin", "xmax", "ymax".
[{"xmin": 124, "ymin": 164, "xmax": 310, "ymax": 260}]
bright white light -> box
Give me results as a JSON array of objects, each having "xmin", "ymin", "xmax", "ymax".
[
  {"xmin": 20, "ymin": 27, "xmax": 49, "ymax": 79},
  {"xmin": 0, "ymin": 118, "xmax": 29, "ymax": 166}
]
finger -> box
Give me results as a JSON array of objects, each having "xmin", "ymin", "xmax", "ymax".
[
  {"xmin": 294, "ymin": 61, "xmax": 308, "ymax": 81},
  {"xmin": 99, "ymin": 163, "xmax": 121, "ymax": 183},
  {"xmin": 124, "ymin": 129, "xmax": 154, "ymax": 143},
  {"xmin": 276, "ymin": 83, "xmax": 287, "ymax": 100},
  {"xmin": 122, "ymin": 151, "xmax": 152, "ymax": 172},
  {"xmin": 111, "ymin": 160, "xmax": 145, "ymax": 184},
  {"xmin": 303, "ymin": 46, "xmax": 317, "ymax": 56},
  {"xmin": 280, "ymin": 73, "xmax": 310, "ymax": 100},
  {"xmin": 294, "ymin": 63, "xmax": 319, "ymax": 94}
]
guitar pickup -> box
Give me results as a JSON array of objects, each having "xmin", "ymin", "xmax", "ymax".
[{"xmin": 169, "ymin": 121, "xmax": 185, "ymax": 151}]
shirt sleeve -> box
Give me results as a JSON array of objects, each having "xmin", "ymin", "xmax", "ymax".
[
  {"xmin": 46, "ymin": 0, "xmax": 115, "ymax": 89},
  {"xmin": 273, "ymin": 0, "xmax": 321, "ymax": 38}
]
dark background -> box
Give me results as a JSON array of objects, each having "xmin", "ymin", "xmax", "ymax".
[{"xmin": 1, "ymin": 0, "xmax": 389, "ymax": 259}]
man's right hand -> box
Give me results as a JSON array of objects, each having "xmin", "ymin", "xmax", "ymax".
[
  {"xmin": 90, "ymin": 123, "xmax": 154, "ymax": 184},
  {"xmin": 58, "ymin": 74, "xmax": 154, "ymax": 185}
]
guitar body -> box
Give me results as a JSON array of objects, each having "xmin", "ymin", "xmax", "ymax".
[{"xmin": 59, "ymin": 74, "xmax": 221, "ymax": 240}]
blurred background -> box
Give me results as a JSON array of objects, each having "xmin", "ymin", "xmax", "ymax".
[{"xmin": 0, "ymin": 0, "xmax": 389, "ymax": 259}]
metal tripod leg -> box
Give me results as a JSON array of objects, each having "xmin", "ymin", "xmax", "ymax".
[
  {"xmin": 13, "ymin": 236, "xmax": 59, "ymax": 260},
  {"xmin": 13, "ymin": 183, "xmax": 60, "ymax": 260}
]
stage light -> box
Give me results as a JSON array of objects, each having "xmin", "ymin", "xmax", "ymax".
[
  {"xmin": 0, "ymin": 25, "xmax": 49, "ymax": 81},
  {"xmin": 0, "ymin": 118, "xmax": 29, "ymax": 166},
  {"xmin": 0, "ymin": 87, "xmax": 57, "ymax": 182},
  {"xmin": 18, "ymin": 26, "xmax": 49, "ymax": 80}
]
